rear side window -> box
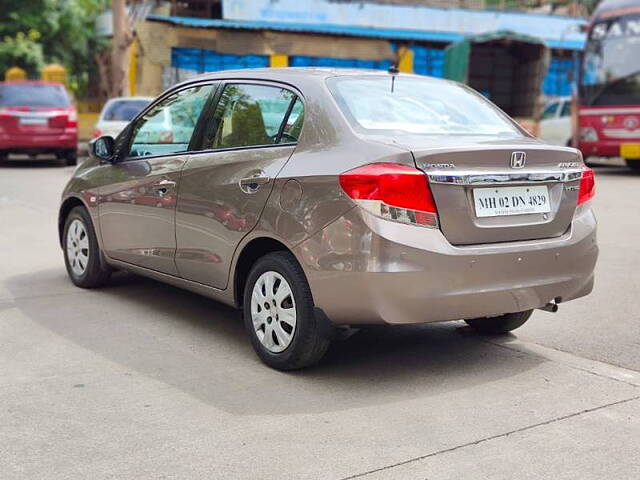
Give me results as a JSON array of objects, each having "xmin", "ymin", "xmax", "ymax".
[
  {"xmin": 128, "ymin": 84, "xmax": 214, "ymax": 159},
  {"xmin": 203, "ymin": 84, "xmax": 301, "ymax": 149},
  {"xmin": 102, "ymin": 100, "xmax": 150, "ymax": 121},
  {"xmin": 0, "ymin": 83, "xmax": 71, "ymax": 107},
  {"xmin": 560, "ymin": 100, "xmax": 571, "ymax": 118}
]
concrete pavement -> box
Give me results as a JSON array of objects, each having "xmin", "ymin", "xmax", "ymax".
[{"xmin": 0, "ymin": 158, "xmax": 639, "ymax": 479}]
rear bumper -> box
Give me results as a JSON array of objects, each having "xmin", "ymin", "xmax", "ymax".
[
  {"xmin": 295, "ymin": 206, "xmax": 598, "ymax": 325},
  {"xmin": 0, "ymin": 131, "xmax": 77, "ymax": 152}
]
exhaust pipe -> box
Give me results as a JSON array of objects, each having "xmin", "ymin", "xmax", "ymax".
[{"xmin": 538, "ymin": 302, "xmax": 559, "ymax": 313}]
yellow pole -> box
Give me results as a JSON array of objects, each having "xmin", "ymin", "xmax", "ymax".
[
  {"xmin": 397, "ymin": 46, "xmax": 414, "ymax": 74},
  {"xmin": 129, "ymin": 41, "xmax": 138, "ymax": 96},
  {"xmin": 270, "ymin": 54, "xmax": 288, "ymax": 68}
]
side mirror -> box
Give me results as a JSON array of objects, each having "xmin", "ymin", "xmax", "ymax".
[{"xmin": 91, "ymin": 136, "xmax": 115, "ymax": 162}]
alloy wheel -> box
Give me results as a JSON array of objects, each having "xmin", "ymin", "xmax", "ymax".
[
  {"xmin": 250, "ymin": 271, "xmax": 297, "ymax": 353},
  {"xmin": 66, "ymin": 219, "xmax": 90, "ymax": 276}
]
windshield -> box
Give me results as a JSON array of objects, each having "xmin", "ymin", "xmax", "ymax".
[
  {"xmin": 580, "ymin": 13, "xmax": 640, "ymax": 106},
  {"xmin": 0, "ymin": 83, "xmax": 71, "ymax": 107},
  {"xmin": 327, "ymin": 76, "xmax": 522, "ymax": 137},
  {"xmin": 102, "ymin": 99, "xmax": 150, "ymax": 122}
]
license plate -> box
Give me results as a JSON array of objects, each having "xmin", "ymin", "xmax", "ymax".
[
  {"xmin": 19, "ymin": 117, "xmax": 47, "ymax": 126},
  {"xmin": 473, "ymin": 185, "xmax": 551, "ymax": 218},
  {"xmin": 620, "ymin": 143, "xmax": 640, "ymax": 159}
]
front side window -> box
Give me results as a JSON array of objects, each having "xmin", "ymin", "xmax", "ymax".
[
  {"xmin": 128, "ymin": 84, "xmax": 214, "ymax": 159},
  {"xmin": 327, "ymin": 76, "xmax": 522, "ymax": 138},
  {"xmin": 203, "ymin": 84, "xmax": 301, "ymax": 149}
]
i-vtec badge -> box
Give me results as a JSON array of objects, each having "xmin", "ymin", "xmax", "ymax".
[
  {"xmin": 510, "ymin": 151, "xmax": 526, "ymax": 169},
  {"xmin": 558, "ymin": 162, "xmax": 581, "ymax": 168},
  {"xmin": 424, "ymin": 163, "xmax": 455, "ymax": 169}
]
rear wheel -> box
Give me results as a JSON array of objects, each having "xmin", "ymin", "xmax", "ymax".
[
  {"xmin": 465, "ymin": 310, "xmax": 533, "ymax": 335},
  {"xmin": 625, "ymin": 159, "xmax": 640, "ymax": 171},
  {"xmin": 64, "ymin": 149, "xmax": 78, "ymax": 166},
  {"xmin": 243, "ymin": 251, "xmax": 330, "ymax": 370},
  {"xmin": 63, "ymin": 206, "xmax": 111, "ymax": 288}
]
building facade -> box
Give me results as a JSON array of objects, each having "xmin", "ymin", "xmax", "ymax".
[{"xmin": 132, "ymin": 1, "xmax": 585, "ymax": 99}]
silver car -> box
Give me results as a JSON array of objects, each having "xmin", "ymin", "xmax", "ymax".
[{"xmin": 59, "ymin": 68, "xmax": 598, "ymax": 370}]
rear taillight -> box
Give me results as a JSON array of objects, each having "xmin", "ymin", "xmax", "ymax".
[
  {"xmin": 577, "ymin": 167, "xmax": 595, "ymax": 205},
  {"xmin": 49, "ymin": 109, "xmax": 77, "ymax": 129},
  {"xmin": 339, "ymin": 163, "xmax": 438, "ymax": 228},
  {"xmin": 66, "ymin": 109, "xmax": 77, "ymax": 128}
]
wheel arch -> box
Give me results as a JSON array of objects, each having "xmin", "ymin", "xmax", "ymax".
[
  {"xmin": 232, "ymin": 236, "xmax": 297, "ymax": 308},
  {"xmin": 58, "ymin": 196, "xmax": 88, "ymax": 247}
]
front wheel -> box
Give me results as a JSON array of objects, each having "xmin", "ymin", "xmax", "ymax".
[
  {"xmin": 465, "ymin": 310, "xmax": 533, "ymax": 335},
  {"xmin": 243, "ymin": 251, "xmax": 330, "ymax": 370},
  {"xmin": 63, "ymin": 206, "xmax": 111, "ymax": 288}
]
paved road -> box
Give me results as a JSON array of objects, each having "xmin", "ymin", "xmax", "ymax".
[{"xmin": 1, "ymin": 157, "xmax": 639, "ymax": 479}]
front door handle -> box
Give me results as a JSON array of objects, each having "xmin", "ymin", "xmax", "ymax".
[
  {"xmin": 239, "ymin": 172, "xmax": 271, "ymax": 193},
  {"xmin": 152, "ymin": 179, "xmax": 176, "ymax": 196}
]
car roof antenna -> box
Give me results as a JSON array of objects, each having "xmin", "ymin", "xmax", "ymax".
[{"xmin": 388, "ymin": 65, "xmax": 399, "ymax": 93}]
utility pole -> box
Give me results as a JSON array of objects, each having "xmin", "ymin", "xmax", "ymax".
[{"xmin": 112, "ymin": 0, "xmax": 131, "ymax": 97}]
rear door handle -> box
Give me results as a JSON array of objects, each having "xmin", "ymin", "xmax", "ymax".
[
  {"xmin": 152, "ymin": 179, "xmax": 176, "ymax": 196},
  {"xmin": 239, "ymin": 172, "xmax": 271, "ymax": 193}
]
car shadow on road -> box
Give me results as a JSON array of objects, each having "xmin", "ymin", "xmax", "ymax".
[
  {"xmin": 0, "ymin": 157, "xmax": 67, "ymax": 169},
  {"xmin": 7, "ymin": 268, "xmax": 545, "ymax": 415}
]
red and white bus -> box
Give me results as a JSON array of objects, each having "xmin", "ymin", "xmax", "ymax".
[{"xmin": 578, "ymin": 0, "xmax": 640, "ymax": 169}]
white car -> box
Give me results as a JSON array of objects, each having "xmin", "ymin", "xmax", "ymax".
[
  {"xmin": 539, "ymin": 97, "xmax": 572, "ymax": 146},
  {"xmin": 94, "ymin": 97, "xmax": 154, "ymax": 139}
]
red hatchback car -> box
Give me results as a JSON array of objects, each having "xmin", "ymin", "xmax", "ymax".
[{"xmin": 0, "ymin": 81, "xmax": 78, "ymax": 165}]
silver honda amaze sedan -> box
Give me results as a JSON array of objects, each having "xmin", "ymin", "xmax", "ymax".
[{"xmin": 59, "ymin": 68, "xmax": 598, "ymax": 370}]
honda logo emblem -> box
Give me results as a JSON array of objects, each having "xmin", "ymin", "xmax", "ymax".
[{"xmin": 510, "ymin": 151, "xmax": 526, "ymax": 169}]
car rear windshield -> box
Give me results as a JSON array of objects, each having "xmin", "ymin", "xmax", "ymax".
[
  {"xmin": 102, "ymin": 99, "xmax": 150, "ymax": 121},
  {"xmin": 327, "ymin": 76, "xmax": 522, "ymax": 137},
  {"xmin": 0, "ymin": 84, "xmax": 71, "ymax": 107}
]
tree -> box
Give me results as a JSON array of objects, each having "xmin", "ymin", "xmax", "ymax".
[
  {"xmin": 0, "ymin": 30, "xmax": 45, "ymax": 77},
  {"xmin": 0, "ymin": 0, "xmax": 108, "ymax": 96}
]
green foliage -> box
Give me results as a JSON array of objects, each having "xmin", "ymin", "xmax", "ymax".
[
  {"xmin": 0, "ymin": 0, "xmax": 108, "ymax": 97},
  {"xmin": 0, "ymin": 30, "xmax": 45, "ymax": 77}
]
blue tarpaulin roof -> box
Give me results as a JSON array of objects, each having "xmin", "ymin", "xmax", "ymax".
[{"xmin": 147, "ymin": 14, "xmax": 584, "ymax": 51}]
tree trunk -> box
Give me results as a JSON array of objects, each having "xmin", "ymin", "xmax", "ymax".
[{"xmin": 111, "ymin": 0, "xmax": 132, "ymax": 97}]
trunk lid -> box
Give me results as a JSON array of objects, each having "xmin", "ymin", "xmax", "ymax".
[
  {"xmin": 0, "ymin": 106, "xmax": 70, "ymax": 136},
  {"xmin": 408, "ymin": 137, "xmax": 583, "ymax": 245}
]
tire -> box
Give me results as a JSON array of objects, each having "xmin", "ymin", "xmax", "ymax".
[
  {"xmin": 243, "ymin": 251, "xmax": 331, "ymax": 370},
  {"xmin": 63, "ymin": 206, "xmax": 111, "ymax": 288},
  {"xmin": 625, "ymin": 159, "xmax": 640, "ymax": 171},
  {"xmin": 465, "ymin": 310, "xmax": 533, "ymax": 335},
  {"xmin": 65, "ymin": 149, "xmax": 78, "ymax": 166}
]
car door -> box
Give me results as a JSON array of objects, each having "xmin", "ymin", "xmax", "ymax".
[
  {"xmin": 539, "ymin": 100, "xmax": 560, "ymax": 144},
  {"xmin": 98, "ymin": 82, "xmax": 217, "ymax": 275},
  {"xmin": 175, "ymin": 82, "xmax": 304, "ymax": 288}
]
